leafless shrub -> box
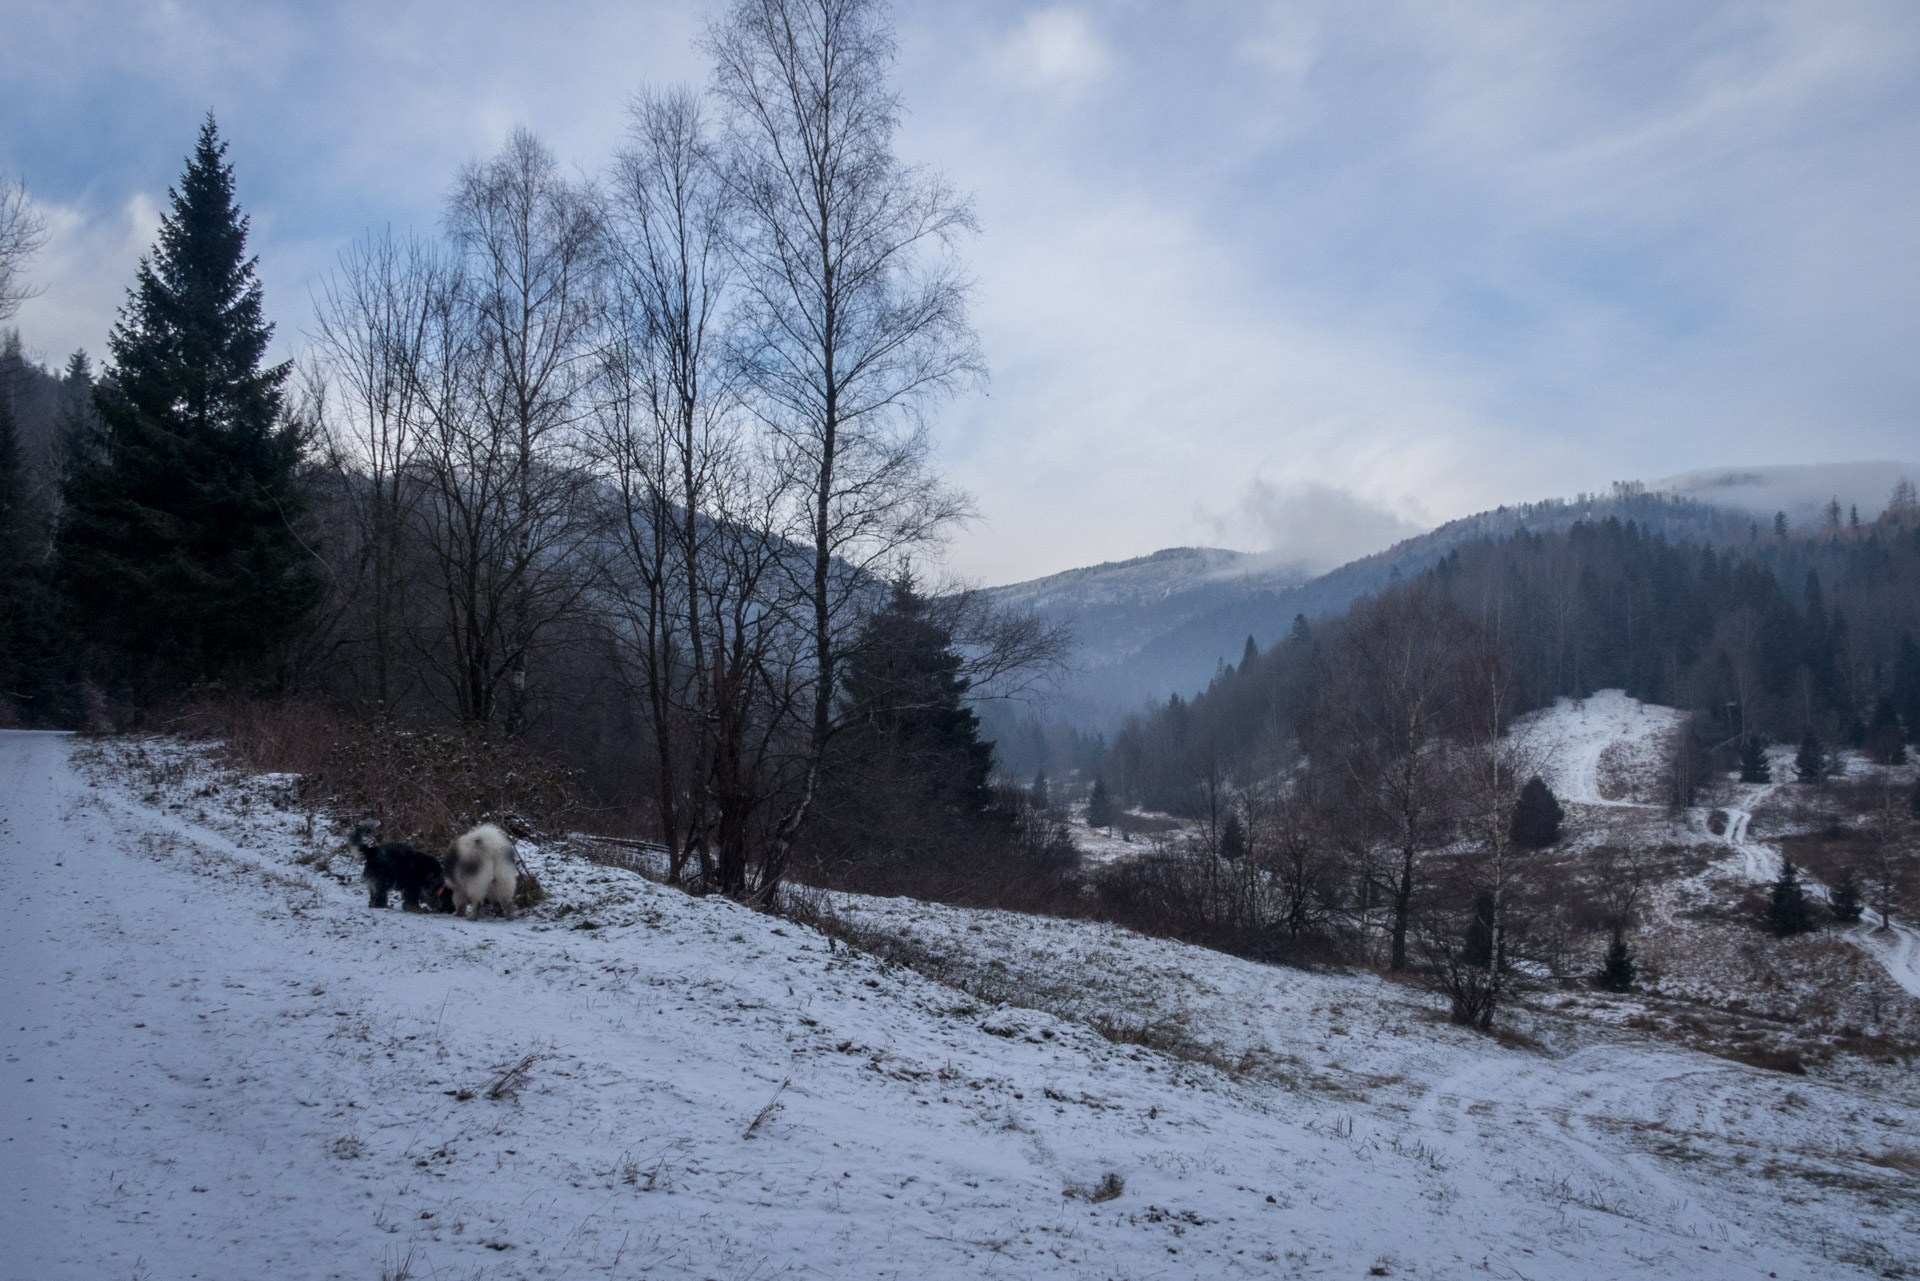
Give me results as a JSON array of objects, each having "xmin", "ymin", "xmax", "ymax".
[
  {"xmin": 173, "ymin": 696, "xmax": 579, "ymax": 849},
  {"xmin": 484, "ymin": 1051, "xmax": 542, "ymax": 1100}
]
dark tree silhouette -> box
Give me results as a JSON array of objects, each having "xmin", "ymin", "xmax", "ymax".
[
  {"xmin": 1510, "ymin": 775, "xmax": 1564, "ymax": 848},
  {"xmin": 1830, "ymin": 867, "xmax": 1864, "ymax": 924},
  {"xmin": 1864, "ymin": 697, "xmax": 1907, "ymax": 766},
  {"xmin": 1767, "ymin": 860, "xmax": 1813, "ymax": 936},
  {"xmin": 1793, "ymin": 730, "xmax": 1831, "ymax": 785},
  {"xmin": 1596, "ymin": 932, "xmax": 1636, "ymax": 992},
  {"xmin": 1737, "ymin": 738, "xmax": 1772, "ymax": 783},
  {"xmin": 1085, "ymin": 776, "xmax": 1115, "ymax": 828},
  {"xmin": 1218, "ymin": 810, "xmax": 1246, "ymax": 860},
  {"xmin": 57, "ymin": 117, "xmax": 316, "ymax": 694}
]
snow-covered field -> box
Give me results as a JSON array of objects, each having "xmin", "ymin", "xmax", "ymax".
[{"xmin": 5, "ymin": 728, "xmax": 1920, "ymax": 1280}]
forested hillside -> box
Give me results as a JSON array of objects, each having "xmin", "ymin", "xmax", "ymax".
[{"xmin": 1111, "ymin": 493, "xmax": 1920, "ymax": 815}]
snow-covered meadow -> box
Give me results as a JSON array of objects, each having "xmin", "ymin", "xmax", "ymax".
[{"xmin": 4, "ymin": 727, "xmax": 1918, "ymax": 1279}]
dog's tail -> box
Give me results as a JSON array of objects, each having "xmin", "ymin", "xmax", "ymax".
[{"xmin": 346, "ymin": 819, "xmax": 380, "ymax": 856}]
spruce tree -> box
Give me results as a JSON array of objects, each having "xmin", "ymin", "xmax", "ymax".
[
  {"xmin": 1830, "ymin": 866, "xmax": 1864, "ymax": 924},
  {"xmin": 1738, "ymin": 738, "xmax": 1772, "ymax": 783},
  {"xmin": 1241, "ymin": 634, "xmax": 1258, "ymax": 670},
  {"xmin": 1597, "ymin": 932, "xmax": 1635, "ymax": 992},
  {"xmin": 1085, "ymin": 776, "xmax": 1114, "ymax": 828},
  {"xmin": 56, "ymin": 116, "xmax": 317, "ymax": 696},
  {"xmin": 1510, "ymin": 775, "xmax": 1565, "ymax": 847},
  {"xmin": 1767, "ymin": 860, "xmax": 1813, "ymax": 936},
  {"xmin": 1031, "ymin": 770, "xmax": 1050, "ymax": 811},
  {"xmin": 1219, "ymin": 810, "xmax": 1246, "ymax": 860},
  {"xmin": 1865, "ymin": 697, "xmax": 1907, "ymax": 765},
  {"xmin": 840, "ymin": 575, "xmax": 995, "ymax": 813},
  {"xmin": 1793, "ymin": 729, "xmax": 1830, "ymax": 784}
]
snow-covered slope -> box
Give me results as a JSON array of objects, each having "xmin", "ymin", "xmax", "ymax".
[
  {"xmin": 1514, "ymin": 690, "xmax": 1692, "ymax": 808},
  {"xmin": 5, "ymin": 730, "xmax": 1918, "ymax": 1279}
]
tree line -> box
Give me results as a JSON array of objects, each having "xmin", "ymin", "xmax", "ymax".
[{"xmin": 0, "ymin": 0, "xmax": 1066, "ymax": 908}]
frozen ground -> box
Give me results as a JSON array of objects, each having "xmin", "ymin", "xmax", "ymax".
[{"xmin": 4, "ymin": 729, "xmax": 1919, "ymax": 1280}]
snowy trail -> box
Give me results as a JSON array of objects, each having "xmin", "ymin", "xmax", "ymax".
[
  {"xmin": 1717, "ymin": 782, "xmax": 1782, "ymax": 884},
  {"xmin": 1850, "ymin": 920, "xmax": 1920, "ymax": 999},
  {"xmin": 1703, "ymin": 772, "xmax": 1920, "ymax": 997},
  {"xmin": 4, "ymin": 732, "xmax": 1917, "ymax": 1279}
]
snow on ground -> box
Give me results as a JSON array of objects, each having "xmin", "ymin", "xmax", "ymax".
[
  {"xmin": 1064, "ymin": 809, "xmax": 1183, "ymax": 866},
  {"xmin": 5, "ymin": 729, "xmax": 1920, "ymax": 1280},
  {"xmin": 1513, "ymin": 690, "xmax": 1690, "ymax": 807}
]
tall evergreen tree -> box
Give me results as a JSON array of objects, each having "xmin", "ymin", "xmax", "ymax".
[
  {"xmin": 1737, "ymin": 738, "xmax": 1772, "ymax": 783},
  {"xmin": 56, "ymin": 116, "xmax": 317, "ymax": 696}
]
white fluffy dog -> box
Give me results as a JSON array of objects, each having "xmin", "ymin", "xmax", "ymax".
[{"xmin": 442, "ymin": 823, "xmax": 518, "ymax": 921}]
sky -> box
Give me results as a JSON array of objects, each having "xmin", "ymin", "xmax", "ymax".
[{"xmin": 5, "ymin": 0, "xmax": 1919, "ymax": 586}]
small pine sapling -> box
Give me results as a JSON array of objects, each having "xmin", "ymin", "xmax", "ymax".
[
  {"xmin": 1596, "ymin": 931, "xmax": 1635, "ymax": 992},
  {"xmin": 1766, "ymin": 860, "xmax": 1814, "ymax": 936},
  {"xmin": 1830, "ymin": 866, "xmax": 1864, "ymax": 924}
]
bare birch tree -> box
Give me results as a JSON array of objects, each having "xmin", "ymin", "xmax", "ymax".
[
  {"xmin": 706, "ymin": 0, "xmax": 983, "ymax": 899},
  {"xmin": 311, "ymin": 230, "xmax": 441, "ymax": 711},
  {"xmin": 0, "ymin": 173, "xmax": 47, "ymax": 322},
  {"xmin": 598, "ymin": 86, "xmax": 743, "ymax": 883},
  {"xmin": 1318, "ymin": 585, "xmax": 1474, "ymax": 971},
  {"xmin": 413, "ymin": 130, "xmax": 604, "ymax": 730}
]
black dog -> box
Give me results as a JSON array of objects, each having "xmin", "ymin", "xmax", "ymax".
[{"xmin": 347, "ymin": 820, "xmax": 453, "ymax": 913}]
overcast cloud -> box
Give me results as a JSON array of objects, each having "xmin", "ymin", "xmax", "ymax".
[{"xmin": 5, "ymin": 1, "xmax": 1917, "ymax": 585}]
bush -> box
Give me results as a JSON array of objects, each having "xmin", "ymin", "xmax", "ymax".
[{"xmin": 176, "ymin": 697, "xmax": 579, "ymax": 848}]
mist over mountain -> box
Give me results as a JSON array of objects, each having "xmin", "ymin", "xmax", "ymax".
[{"xmin": 986, "ymin": 462, "xmax": 1920, "ymax": 733}]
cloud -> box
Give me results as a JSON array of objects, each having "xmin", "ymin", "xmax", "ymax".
[
  {"xmin": 1198, "ymin": 479, "xmax": 1426, "ymax": 575},
  {"xmin": 5, "ymin": 0, "xmax": 1919, "ymax": 589},
  {"xmin": 10, "ymin": 192, "xmax": 161, "ymax": 364},
  {"xmin": 998, "ymin": 8, "xmax": 1111, "ymax": 91}
]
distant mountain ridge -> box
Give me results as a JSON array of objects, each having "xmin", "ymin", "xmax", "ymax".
[{"xmin": 985, "ymin": 461, "xmax": 1920, "ymax": 731}]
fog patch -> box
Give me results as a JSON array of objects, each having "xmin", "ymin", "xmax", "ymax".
[{"xmin": 1200, "ymin": 479, "xmax": 1425, "ymax": 576}]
